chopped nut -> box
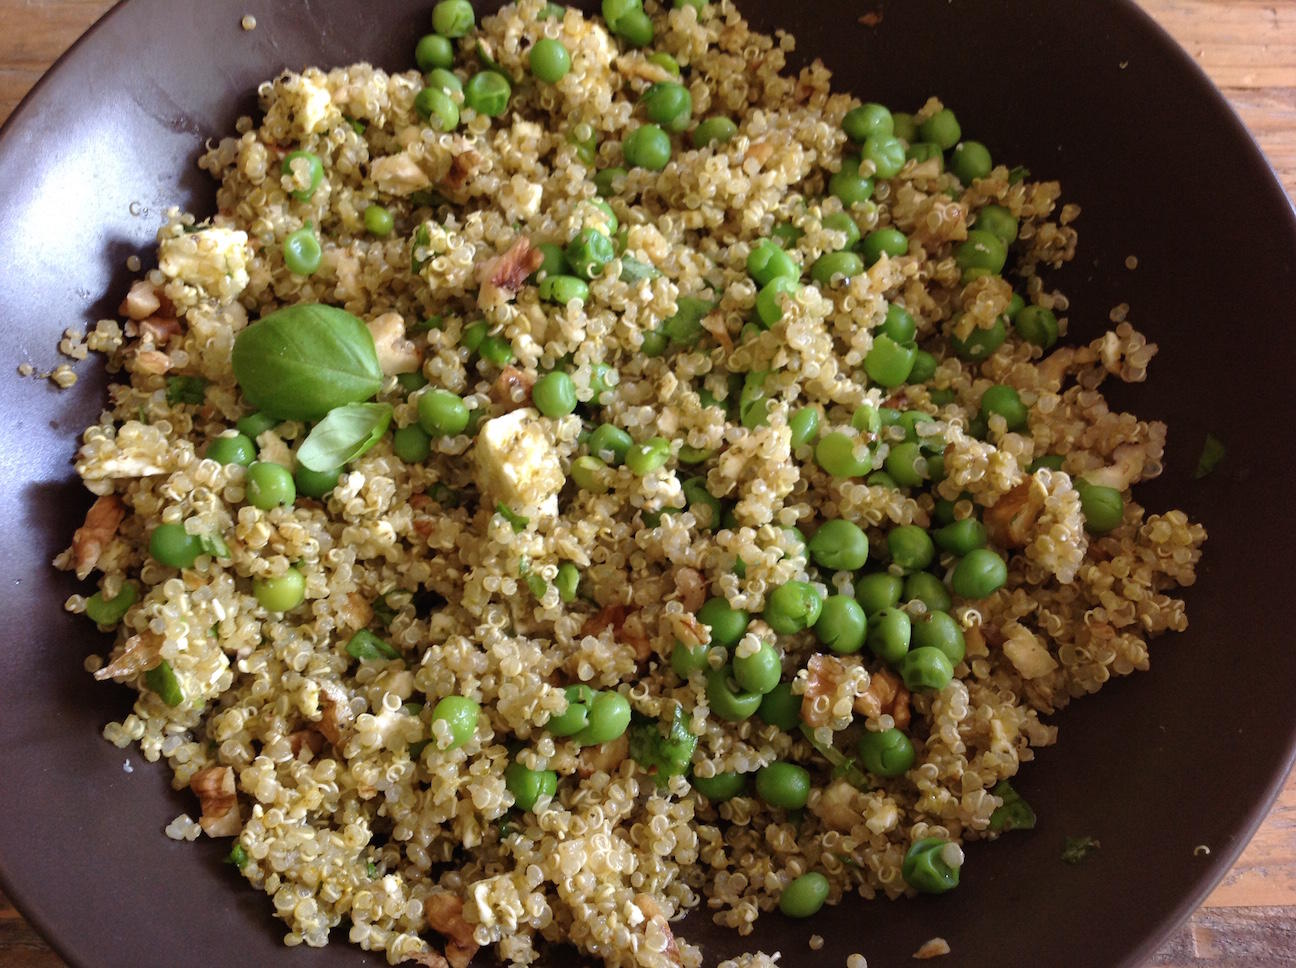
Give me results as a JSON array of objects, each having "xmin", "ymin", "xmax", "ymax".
[{"xmin": 189, "ymin": 765, "xmax": 240, "ymax": 837}]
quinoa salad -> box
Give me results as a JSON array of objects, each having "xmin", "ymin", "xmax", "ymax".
[{"xmin": 54, "ymin": 1, "xmax": 1206, "ymax": 965}]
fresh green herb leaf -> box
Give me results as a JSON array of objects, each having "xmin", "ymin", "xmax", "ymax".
[
  {"xmin": 373, "ymin": 594, "xmax": 397, "ymax": 627},
  {"xmin": 401, "ymin": 701, "xmax": 424, "ymax": 716},
  {"xmin": 989, "ymin": 780, "xmax": 1037, "ymax": 833},
  {"xmin": 525, "ymin": 573, "xmax": 548, "ymax": 599},
  {"xmin": 85, "ymin": 581, "xmax": 139, "ymax": 627},
  {"xmin": 297, "ymin": 402, "xmax": 393, "ymax": 472},
  {"xmin": 619, "ymin": 257, "xmax": 662, "ymax": 283},
  {"xmin": 198, "ymin": 532, "xmax": 230, "ymax": 559},
  {"xmin": 226, "ymin": 843, "xmax": 249, "ymax": 868},
  {"xmin": 496, "ymin": 503, "xmax": 530, "ymax": 533},
  {"xmin": 663, "ymin": 295, "xmax": 718, "ymax": 346},
  {"xmin": 408, "ymin": 315, "xmax": 444, "ymax": 335},
  {"xmin": 475, "ymin": 40, "xmax": 516, "ymax": 82},
  {"xmin": 629, "ymin": 703, "xmax": 698, "ymax": 786},
  {"xmin": 344, "ymin": 115, "xmax": 366, "ymax": 135},
  {"xmin": 1062, "ymin": 834, "xmax": 1100, "ymax": 864},
  {"xmin": 431, "ymin": 483, "xmax": 460, "ymax": 507},
  {"xmin": 798, "ymin": 723, "xmax": 872, "ymax": 791},
  {"xmin": 345, "ymin": 629, "xmax": 400, "ymax": 662},
  {"xmin": 1193, "ymin": 432, "xmax": 1226, "ymax": 479},
  {"xmin": 165, "ymin": 375, "xmax": 208, "ymax": 406},
  {"xmin": 1008, "ymin": 165, "xmax": 1031, "ymax": 184},
  {"xmin": 144, "ymin": 659, "xmax": 184, "ymax": 707},
  {"xmin": 231, "ymin": 304, "xmax": 383, "ymax": 421},
  {"xmin": 366, "ymin": 861, "xmax": 379, "ymax": 879},
  {"xmin": 411, "ymin": 223, "xmax": 433, "ymax": 274},
  {"xmin": 409, "ymin": 738, "xmax": 431, "ymax": 758}
]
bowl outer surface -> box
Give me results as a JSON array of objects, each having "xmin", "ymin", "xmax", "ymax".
[{"xmin": 0, "ymin": 1, "xmax": 1293, "ymax": 966}]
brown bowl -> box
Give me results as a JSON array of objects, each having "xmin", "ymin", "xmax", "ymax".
[{"xmin": 1, "ymin": 2, "xmax": 1293, "ymax": 966}]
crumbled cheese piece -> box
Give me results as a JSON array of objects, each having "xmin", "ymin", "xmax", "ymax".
[
  {"xmin": 370, "ymin": 152, "xmax": 432, "ymax": 195},
  {"xmin": 158, "ymin": 226, "xmax": 250, "ymax": 302},
  {"xmin": 475, "ymin": 408, "xmax": 563, "ymax": 519},
  {"xmin": 1002, "ymin": 623, "xmax": 1059, "ymax": 680}
]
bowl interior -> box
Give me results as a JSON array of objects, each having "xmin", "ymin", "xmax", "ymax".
[{"xmin": 0, "ymin": 2, "xmax": 1293, "ymax": 966}]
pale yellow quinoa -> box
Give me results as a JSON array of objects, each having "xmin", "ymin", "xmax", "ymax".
[{"xmin": 56, "ymin": 2, "xmax": 1205, "ymax": 966}]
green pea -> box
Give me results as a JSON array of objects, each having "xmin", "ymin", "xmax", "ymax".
[
  {"xmin": 625, "ymin": 437, "xmax": 669, "ymax": 475},
  {"xmin": 951, "ymin": 548, "xmax": 1008, "ymax": 599},
  {"xmin": 144, "ymin": 659, "xmax": 184, "ymax": 707},
  {"xmin": 843, "ymin": 103, "xmax": 893, "ymax": 143},
  {"xmin": 236, "ymin": 411, "xmax": 278, "ymax": 439},
  {"xmin": 862, "ymin": 134, "xmax": 906, "ymax": 179},
  {"xmin": 903, "ymin": 837, "xmax": 962, "ymax": 893},
  {"xmin": 900, "ymin": 646, "xmax": 955, "ymax": 691},
  {"xmin": 748, "ymin": 240, "xmax": 800, "ymax": 287},
  {"xmin": 582, "ymin": 425, "xmax": 628, "ymax": 466},
  {"xmin": 623, "ymin": 123, "xmax": 672, "ymax": 171},
  {"xmin": 911, "ymin": 610, "xmax": 966, "ymax": 664},
  {"xmin": 1006, "ymin": 292, "xmax": 1026, "ymax": 321},
  {"xmin": 908, "ymin": 350, "xmax": 937, "ymax": 384},
  {"xmin": 973, "ymin": 204, "xmax": 1018, "ymax": 245},
  {"xmin": 691, "ymin": 116, "xmax": 737, "ymax": 148},
  {"xmin": 253, "ymin": 567, "xmax": 306, "ymax": 612},
  {"xmin": 613, "ymin": 7, "xmax": 653, "ymax": 46},
  {"xmin": 882, "ymin": 441, "xmax": 926, "ymax": 488},
  {"xmin": 529, "ymin": 37, "xmax": 571, "ymax": 83},
  {"xmin": 414, "ymin": 86, "xmax": 460, "ymax": 131},
  {"xmin": 892, "ymin": 112, "xmax": 917, "ymax": 142},
  {"xmin": 758, "ymin": 682, "xmax": 800, "ymax": 730},
  {"xmin": 815, "ymin": 431, "xmax": 872, "ymax": 478},
  {"xmin": 902, "ymin": 572, "xmax": 950, "ymax": 614},
  {"xmin": 955, "ymin": 229, "xmax": 1008, "ymax": 281},
  {"xmin": 868, "ymin": 470, "xmax": 897, "ymax": 489},
  {"xmin": 789, "ymin": 407, "xmax": 820, "ymax": 448},
  {"xmin": 682, "ymin": 477, "xmax": 723, "ymax": 529},
  {"xmin": 461, "ymin": 321, "xmax": 489, "ymax": 353},
  {"xmin": 1077, "ymin": 480, "xmax": 1124, "ymax": 533},
  {"xmin": 246, "ymin": 461, "xmax": 295, "ymax": 510},
  {"xmin": 415, "ymin": 33, "xmax": 455, "ymax": 72},
  {"xmin": 85, "ymin": 581, "xmax": 138, "ymax": 626},
  {"xmin": 918, "ymin": 108, "xmax": 961, "ymax": 150},
  {"xmin": 576, "ymin": 690, "xmax": 631, "ymax": 743},
  {"xmin": 949, "ymin": 313, "xmax": 1007, "ymax": 361},
  {"xmin": 754, "ymin": 277, "xmax": 800, "ymax": 327},
  {"xmin": 418, "ymin": 388, "xmax": 470, "ymax": 436},
  {"xmin": 1029, "ymin": 453, "xmax": 1065, "ymax": 473},
  {"xmin": 706, "ymin": 667, "xmax": 762, "ymax": 722},
  {"xmin": 539, "ymin": 274, "xmax": 590, "ymax": 305},
  {"xmin": 670, "ymin": 640, "xmax": 708, "ymax": 677},
  {"xmin": 295, "ymin": 464, "xmax": 340, "ymax": 499},
  {"xmin": 763, "ymin": 580, "xmax": 823, "ymax": 635},
  {"xmin": 888, "ymin": 525, "xmax": 935, "ymax": 572},
  {"xmin": 950, "ymin": 140, "xmax": 993, "ymax": 184},
  {"xmin": 432, "ymin": 0, "xmax": 475, "ymax": 37},
  {"xmin": 808, "ymin": 519, "xmax": 869, "ymax": 571},
  {"xmin": 283, "ymin": 227, "xmax": 321, "ymax": 275},
  {"xmin": 854, "ymin": 573, "xmax": 901, "ymax": 615},
  {"xmin": 867, "ymin": 606, "xmax": 911, "ymax": 664},
  {"xmin": 692, "ymin": 771, "xmax": 746, "ymax": 802},
  {"xmin": 363, "ymin": 204, "xmax": 395, "ymax": 238},
  {"xmin": 734, "ymin": 640, "xmax": 782, "ymax": 695},
  {"xmin": 771, "ymin": 222, "xmax": 804, "ymax": 249},
  {"xmin": 814, "ymin": 594, "xmax": 868, "ymax": 655},
  {"xmin": 463, "ymin": 71, "xmax": 511, "ymax": 116},
  {"xmin": 980, "ymin": 384, "xmax": 1028, "ymax": 432},
  {"xmin": 811, "ymin": 250, "xmax": 864, "ymax": 286},
  {"xmin": 548, "ymin": 684, "xmax": 594, "ymax": 736},
  {"xmin": 906, "ymin": 141, "xmax": 944, "ymax": 167},
  {"xmin": 594, "ymin": 167, "xmax": 628, "ymax": 199},
  {"xmin": 647, "ymin": 50, "xmax": 681, "ymax": 75},
  {"xmin": 881, "ymin": 302, "xmax": 917, "ymax": 344},
  {"xmin": 281, "ymin": 150, "xmax": 324, "ymax": 201},
  {"xmin": 864, "ymin": 333, "xmax": 917, "ymax": 388},
  {"xmin": 531, "ymin": 371, "xmax": 577, "ymax": 418},
  {"xmin": 678, "ymin": 444, "xmax": 713, "ymax": 465},
  {"xmin": 1015, "ymin": 305, "xmax": 1060, "ymax": 349},
  {"xmin": 755, "ymin": 761, "xmax": 810, "ymax": 810},
  {"xmin": 642, "ymin": 82, "xmax": 693, "ymax": 133},
  {"xmin": 571, "ymin": 455, "xmax": 609, "ymax": 493},
  {"xmin": 696, "ymin": 597, "xmax": 749, "ymax": 649},
  {"xmin": 555, "ymin": 562, "xmax": 580, "ymax": 603},
  {"xmin": 860, "ymin": 227, "xmax": 909, "ymax": 267},
  {"xmin": 779, "ymin": 872, "xmax": 830, "ymax": 918},
  {"xmin": 391, "ymin": 424, "xmax": 431, "ymax": 464},
  {"xmin": 565, "ymin": 227, "xmax": 616, "ymax": 280},
  {"xmin": 205, "ymin": 433, "xmax": 256, "ymax": 467},
  {"xmin": 931, "ymin": 519, "xmax": 984, "ymax": 558},
  {"xmin": 424, "ymin": 67, "xmax": 463, "ymax": 95},
  {"xmin": 432, "ymin": 695, "xmax": 480, "ymax": 749},
  {"xmin": 829, "ymin": 162, "xmax": 874, "ymax": 207},
  {"xmin": 505, "ymin": 760, "xmax": 558, "ymax": 810},
  {"xmin": 857, "ymin": 728, "xmax": 915, "ymax": 776}
]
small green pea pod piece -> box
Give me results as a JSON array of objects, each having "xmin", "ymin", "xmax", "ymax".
[{"xmin": 902, "ymin": 837, "xmax": 963, "ymax": 894}]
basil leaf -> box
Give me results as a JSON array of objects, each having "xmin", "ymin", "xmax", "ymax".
[
  {"xmin": 297, "ymin": 402, "xmax": 392, "ymax": 471},
  {"xmin": 988, "ymin": 780, "xmax": 1037, "ymax": 833},
  {"xmin": 231, "ymin": 304, "xmax": 383, "ymax": 421},
  {"xmin": 1193, "ymin": 432, "xmax": 1226, "ymax": 479},
  {"xmin": 629, "ymin": 703, "xmax": 697, "ymax": 786},
  {"xmin": 345, "ymin": 629, "xmax": 400, "ymax": 661},
  {"xmin": 1062, "ymin": 834, "xmax": 1100, "ymax": 864}
]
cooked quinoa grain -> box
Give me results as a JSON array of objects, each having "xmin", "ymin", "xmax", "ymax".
[{"xmin": 55, "ymin": 2, "xmax": 1205, "ymax": 966}]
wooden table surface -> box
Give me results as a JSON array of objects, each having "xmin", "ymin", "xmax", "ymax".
[{"xmin": 1, "ymin": 1, "xmax": 1293, "ymax": 965}]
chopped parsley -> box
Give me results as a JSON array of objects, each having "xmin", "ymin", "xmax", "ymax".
[
  {"xmin": 629, "ymin": 703, "xmax": 698, "ymax": 786},
  {"xmin": 1062, "ymin": 835, "xmax": 1100, "ymax": 864},
  {"xmin": 165, "ymin": 375, "xmax": 208, "ymax": 406},
  {"xmin": 226, "ymin": 843, "xmax": 249, "ymax": 868}
]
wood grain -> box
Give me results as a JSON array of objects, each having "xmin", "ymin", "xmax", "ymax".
[{"xmin": 0, "ymin": 1, "xmax": 1292, "ymax": 966}]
